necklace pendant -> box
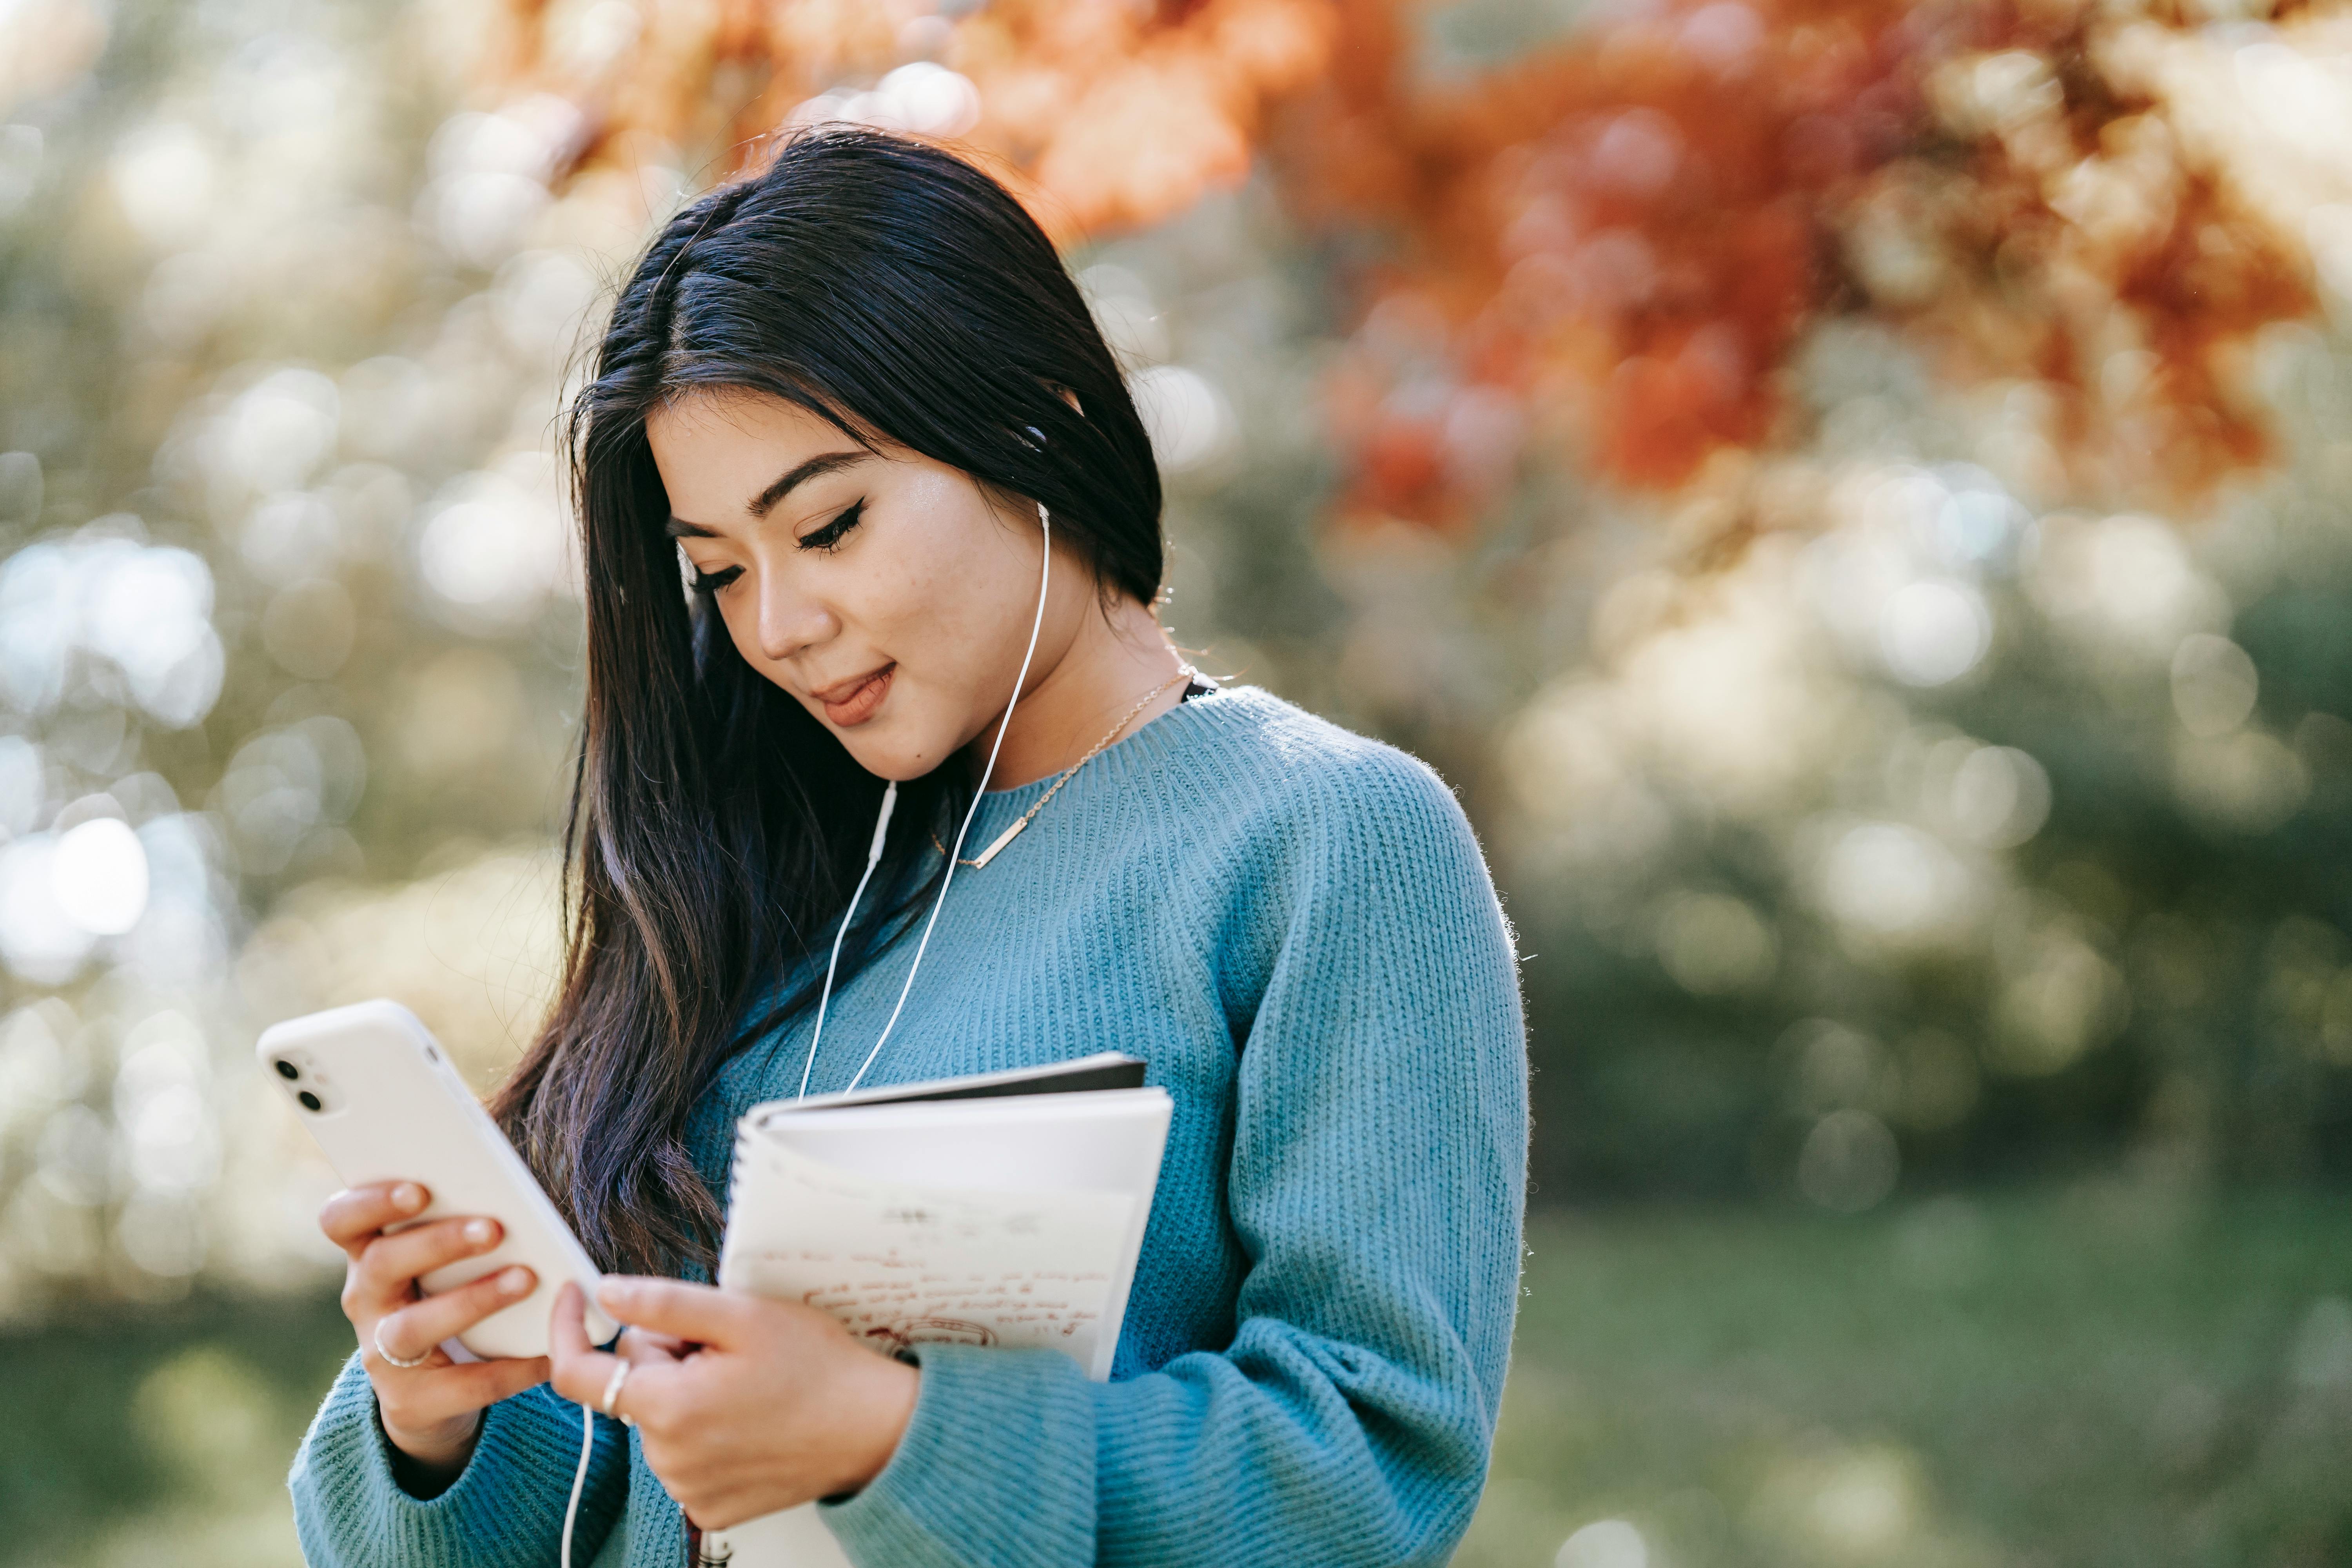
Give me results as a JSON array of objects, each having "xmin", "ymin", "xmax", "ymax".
[{"xmin": 968, "ymin": 817, "xmax": 1027, "ymax": 869}]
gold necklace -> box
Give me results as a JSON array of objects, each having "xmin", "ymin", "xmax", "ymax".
[{"xmin": 933, "ymin": 667, "xmax": 1194, "ymax": 869}]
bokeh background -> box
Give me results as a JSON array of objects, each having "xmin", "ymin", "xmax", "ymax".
[{"xmin": 6, "ymin": 0, "xmax": 2352, "ymax": 1563}]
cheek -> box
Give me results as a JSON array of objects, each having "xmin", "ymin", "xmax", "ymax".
[
  {"xmin": 848, "ymin": 543, "xmax": 945, "ymax": 641},
  {"xmin": 848, "ymin": 555, "xmax": 975, "ymax": 697},
  {"xmin": 887, "ymin": 537, "xmax": 1024, "ymax": 672}
]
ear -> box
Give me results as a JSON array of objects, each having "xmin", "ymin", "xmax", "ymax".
[{"xmin": 1053, "ymin": 384, "xmax": 1083, "ymax": 416}]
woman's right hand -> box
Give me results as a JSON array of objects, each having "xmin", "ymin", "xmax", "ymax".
[{"xmin": 321, "ymin": 1180, "xmax": 552, "ymax": 1485}]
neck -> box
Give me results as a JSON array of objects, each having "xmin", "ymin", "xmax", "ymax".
[{"xmin": 969, "ymin": 593, "xmax": 1186, "ymax": 791}]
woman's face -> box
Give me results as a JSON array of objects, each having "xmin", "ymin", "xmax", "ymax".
[{"xmin": 646, "ymin": 388, "xmax": 1085, "ymax": 781}]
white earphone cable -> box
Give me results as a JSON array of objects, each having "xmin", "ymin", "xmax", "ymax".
[
  {"xmin": 561, "ymin": 1400, "xmax": 593, "ymax": 1568},
  {"xmin": 795, "ymin": 779, "xmax": 898, "ymax": 1101},
  {"xmin": 797, "ymin": 500, "xmax": 1054, "ymax": 1101}
]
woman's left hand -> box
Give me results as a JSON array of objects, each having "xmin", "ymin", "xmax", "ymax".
[{"xmin": 548, "ymin": 1278, "xmax": 919, "ymax": 1530}]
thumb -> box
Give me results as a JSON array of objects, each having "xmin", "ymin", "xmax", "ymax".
[{"xmin": 595, "ymin": 1277, "xmax": 755, "ymax": 1349}]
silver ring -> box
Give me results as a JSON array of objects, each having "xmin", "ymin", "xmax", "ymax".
[
  {"xmin": 599, "ymin": 1358, "xmax": 635, "ymax": 1426},
  {"xmin": 373, "ymin": 1319, "xmax": 433, "ymax": 1370}
]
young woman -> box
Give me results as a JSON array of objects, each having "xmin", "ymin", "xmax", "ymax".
[{"xmin": 290, "ymin": 125, "xmax": 1526, "ymax": 1568}]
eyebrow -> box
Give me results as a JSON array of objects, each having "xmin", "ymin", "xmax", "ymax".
[{"xmin": 664, "ymin": 449, "xmax": 876, "ymax": 539}]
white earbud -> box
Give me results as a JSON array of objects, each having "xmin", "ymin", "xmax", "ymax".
[{"xmin": 798, "ymin": 499, "xmax": 1053, "ymax": 1100}]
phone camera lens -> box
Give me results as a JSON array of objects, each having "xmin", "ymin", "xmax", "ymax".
[
  {"xmin": 297, "ymin": 1090, "xmax": 323, "ymax": 1111},
  {"xmin": 274, "ymin": 1059, "xmax": 300, "ymax": 1080}
]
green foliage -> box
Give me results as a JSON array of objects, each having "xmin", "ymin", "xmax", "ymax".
[
  {"xmin": 0, "ymin": 1290, "xmax": 352, "ymax": 1567},
  {"xmin": 1461, "ymin": 1191, "xmax": 2352, "ymax": 1567}
]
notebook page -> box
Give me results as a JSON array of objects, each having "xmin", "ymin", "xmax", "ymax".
[{"xmin": 719, "ymin": 1139, "xmax": 1136, "ymax": 1376}]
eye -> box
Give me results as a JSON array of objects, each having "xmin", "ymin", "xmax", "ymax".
[
  {"xmin": 690, "ymin": 563, "xmax": 744, "ymax": 595},
  {"xmin": 797, "ymin": 499, "xmax": 866, "ymax": 554}
]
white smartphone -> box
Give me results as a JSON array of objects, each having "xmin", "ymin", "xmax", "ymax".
[{"xmin": 258, "ymin": 998, "xmax": 617, "ymax": 1359}]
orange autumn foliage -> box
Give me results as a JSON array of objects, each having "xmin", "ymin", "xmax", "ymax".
[
  {"xmin": 1286, "ymin": 0, "xmax": 2314, "ymax": 523},
  {"xmin": 492, "ymin": 0, "xmax": 1337, "ymax": 239},
  {"xmin": 491, "ymin": 0, "xmax": 2320, "ymax": 524}
]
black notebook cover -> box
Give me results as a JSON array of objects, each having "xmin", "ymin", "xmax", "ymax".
[{"xmin": 800, "ymin": 1053, "xmax": 1149, "ymax": 1111}]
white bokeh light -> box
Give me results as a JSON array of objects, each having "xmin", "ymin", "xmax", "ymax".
[
  {"xmin": 111, "ymin": 121, "xmax": 216, "ymax": 247},
  {"xmin": 0, "ymin": 837, "xmax": 95, "ymax": 984},
  {"xmin": 0, "ymin": 737, "xmax": 41, "ymax": 835},
  {"xmin": 53, "ymin": 817, "xmax": 149, "ymax": 936},
  {"xmin": 418, "ymin": 452, "xmax": 571, "ymax": 623},
  {"xmin": 874, "ymin": 62, "xmax": 983, "ymax": 136},
  {"xmin": 114, "ymin": 1010, "xmax": 217, "ymax": 1198},
  {"xmin": 2027, "ymin": 512, "xmax": 2226, "ymax": 659},
  {"xmin": 239, "ymin": 489, "xmax": 345, "ymax": 584},
  {"xmin": 1556, "ymin": 1518, "xmax": 1647, "ymax": 1568},
  {"xmin": 0, "ymin": 1001, "xmax": 82, "ymax": 1141},
  {"xmin": 122, "ymin": 813, "xmax": 230, "ymax": 988},
  {"xmin": 84, "ymin": 540, "xmax": 224, "ymax": 727},
  {"xmin": 791, "ymin": 63, "xmax": 983, "ymax": 138},
  {"xmin": 493, "ymin": 249, "xmax": 601, "ymax": 364},
  {"xmin": 1878, "ymin": 578, "xmax": 1991, "ymax": 686},
  {"xmin": 1947, "ymin": 745, "xmax": 2051, "ymax": 848},
  {"xmin": 220, "ymin": 368, "xmax": 340, "ymax": 493},
  {"xmin": 0, "ymin": 528, "xmax": 222, "ymax": 726},
  {"xmin": 0, "ymin": 541, "xmax": 73, "ymax": 712},
  {"xmin": 421, "ymin": 96, "xmax": 581, "ymax": 268},
  {"xmin": 1817, "ymin": 820, "xmax": 1976, "ymax": 944},
  {"xmin": 2171, "ymin": 632, "xmax": 2259, "ymax": 737},
  {"xmin": 1130, "ymin": 364, "xmax": 1237, "ymax": 473}
]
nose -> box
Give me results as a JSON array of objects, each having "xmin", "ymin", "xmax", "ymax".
[{"xmin": 750, "ymin": 562, "xmax": 834, "ymax": 664}]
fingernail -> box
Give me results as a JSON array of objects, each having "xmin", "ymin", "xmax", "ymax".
[
  {"xmin": 594, "ymin": 1280, "xmax": 629, "ymax": 1310},
  {"xmin": 499, "ymin": 1267, "xmax": 533, "ymax": 1294},
  {"xmin": 393, "ymin": 1183, "xmax": 424, "ymax": 1212},
  {"xmin": 464, "ymin": 1218, "xmax": 495, "ymax": 1245}
]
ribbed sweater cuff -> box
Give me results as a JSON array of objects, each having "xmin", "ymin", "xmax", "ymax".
[
  {"xmin": 820, "ymin": 1344, "xmax": 1096, "ymax": 1568},
  {"xmin": 290, "ymin": 1352, "xmax": 616, "ymax": 1567}
]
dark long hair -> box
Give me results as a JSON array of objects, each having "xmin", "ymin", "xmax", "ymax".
[{"xmin": 490, "ymin": 125, "xmax": 1165, "ymax": 1277}]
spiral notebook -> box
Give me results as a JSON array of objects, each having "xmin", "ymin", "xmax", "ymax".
[{"xmin": 706, "ymin": 1053, "xmax": 1171, "ymax": 1566}]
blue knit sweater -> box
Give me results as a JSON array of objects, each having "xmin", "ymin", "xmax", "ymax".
[{"xmin": 287, "ymin": 683, "xmax": 1528, "ymax": 1567}]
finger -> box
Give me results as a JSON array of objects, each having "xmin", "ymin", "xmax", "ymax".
[
  {"xmin": 356, "ymin": 1216, "xmax": 503, "ymax": 1303},
  {"xmin": 377, "ymin": 1265, "xmax": 538, "ymax": 1361},
  {"xmin": 595, "ymin": 1277, "xmax": 755, "ymax": 1348},
  {"xmin": 319, "ymin": 1181, "xmax": 429, "ymax": 1256},
  {"xmin": 617, "ymin": 1326, "xmax": 695, "ymax": 1364},
  {"xmin": 388, "ymin": 1356, "xmax": 552, "ymax": 1426},
  {"xmin": 547, "ymin": 1282, "xmax": 629, "ymax": 1412},
  {"xmin": 451, "ymin": 1354, "xmax": 553, "ymax": 1406},
  {"xmin": 686, "ymin": 1499, "xmax": 748, "ymax": 1534}
]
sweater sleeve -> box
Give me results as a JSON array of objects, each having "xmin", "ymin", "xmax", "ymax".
[
  {"xmin": 819, "ymin": 748, "xmax": 1530, "ymax": 1567},
  {"xmin": 287, "ymin": 1351, "xmax": 632, "ymax": 1568}
]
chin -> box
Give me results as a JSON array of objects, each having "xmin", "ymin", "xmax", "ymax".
[
  {"xmin": 834, "ymin": 722, "xmax": 949, "ymax": 783},
  {"xmin": 856, "ymin": 751, "xmax": 940, "ymax": 783}
]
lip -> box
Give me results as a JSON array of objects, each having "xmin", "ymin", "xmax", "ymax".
[{"xmin": 814, "ymin": 663, "xmax": 894, "ymax": 727}]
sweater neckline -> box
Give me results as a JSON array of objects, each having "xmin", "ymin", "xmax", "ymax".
[{"xmin": 975, "ymin": 680, "xmax": 1237, "ymax": 802}]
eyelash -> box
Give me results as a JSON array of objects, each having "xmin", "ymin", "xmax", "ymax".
[
  {"xmin": 799, "ymin": 498, "xmax": 865, "ymax": 554},
  {"xmin": 686, "ymin": 500, "xmax": 866, "ymax": 594}
]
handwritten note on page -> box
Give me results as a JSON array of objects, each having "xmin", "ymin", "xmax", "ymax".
[{"xmin": 719, "ymin": 1140, "xmax": 1136, "ymax": 1376}]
